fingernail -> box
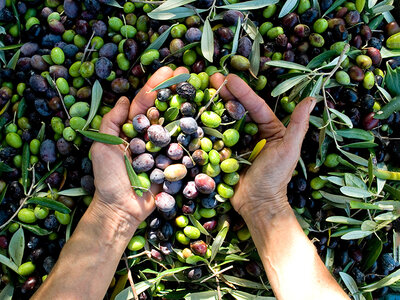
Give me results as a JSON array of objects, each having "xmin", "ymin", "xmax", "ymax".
[
  {"xmin": 308, "ymin": 98, "xmax": 316, "ymax": 113},
  {"xmin": 116, "ymin": 97, "xmax": 128, "ymax": 105}
]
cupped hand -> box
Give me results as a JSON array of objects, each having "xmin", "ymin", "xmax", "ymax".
[
  {"xmin": 210, "ymin": 73, "xmax": 316, "ymax": 218},
  {"xmin": 90, "ymin": 66, "xmax": 189, "ymax": 226}
]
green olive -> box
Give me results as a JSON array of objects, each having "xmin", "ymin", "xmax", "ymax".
[
  {"xmin": 69, "ymin": 102, "xmax": 90, "ymax": 118},
  {"xmin": 127, "ymin": 236, "xmax": 146, "ymax": 251},
  {"xmin": 183, "ymin": 225, "xmax": 201, "ymax": 239},
  {"xmin": 51, "ymin": 47, "xmax": 65, "ymax": 65},
  {"xmin": 18, "ymin": 208, "xmax": 37, "ymax": 223},
  {"xmin": 176, "ymin": 230, "xmax": 190, "ymax": 245},
  {"xmin": 18, "ymin": 262, "xmax": 36, "ymax": 276},
  {"xmin": 175, "ymin": 215, "xmax": 189, "ymax": 228},
  {"xmin": 56, "ymin": 77, "xmax": 69, "ymax": 94},
  {"xmin": 140, "ymin": 49, "xmax": 160, "ymax": 66},
  {"xmin": 217, "ymin": 183, "xmax": 234, "ymax": 198},
  {"xmin": 220, "ymin": 158, "xmax": 239, "ymax": 173},
  {"xmin": 6, "ymin": 132, "xmax": 22, "ymax": 148},
  {"xmin": 201, "ymin": 111, "xmax": 221, "ymax": 128},
  {"xmin": 55, "ymin": 211, "xmax": 71, "ymax": 225}
]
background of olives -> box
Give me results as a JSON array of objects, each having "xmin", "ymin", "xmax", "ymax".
[{"xmin": 1, "ymin": 0, "xmax": 400, "ymax": 298}]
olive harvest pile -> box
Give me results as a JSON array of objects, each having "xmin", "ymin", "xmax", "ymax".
[{"xmin": 1, "ymin": 0, "xmax": 400, "ymax": 298}]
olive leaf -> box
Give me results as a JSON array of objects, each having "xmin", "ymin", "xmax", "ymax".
[
  {"xmin": 0, "ymin": 254, "xmax": 19, "ymax": 273},
  {"xmin": 340, "ymin": 186, "xmax": 372, "ymax": 198},
  {"xmin": 362, "ymin": 269, "xmax": 400, "ymax": 292},
  {"xmin": 146, "ymin": 23, "xmax": 178, "ymax": 51},
  {"xmin": 242, "ymin": 19, "xmax": 263, "ymax": 44},
  {"xmin": 149, "ymin": 73, "xmax": 191, "ymax": 92},
  {"xmin": 377, "ymin": 85, "xmax": 392, "ymax": 102},
  {"xmin": 105, "ymin": 0, "xmax": 123, "ymax": 8},
  {"xmin": 329, "ymin": 108, "xmax": 353, "ymax": 128},
  {"xmin": 380, "ymin": 46, "xmax": 400, "ymax": 58},
  {"xmin": 188, "ymin": 215, "xmax": 210, "ymax": 236},
  {"xmin": 37, "ymin": 122, "xmax": 46, "ymax": 141},
  {"xmin": 164, "ymin": 107, "xmax": 180, "ymax": 122},
  {"xmin": 339, "ymin": 149, "xmax": 369, "ymax": 167},
  {"xmin": 161, "ymin": 42, "xmax": 199, "ymax": 63},
  {"xmin": 344, "ymin": 173, "xmax": 367, "ymax": 190},
  {"xmin": 350, "ymin": 201, "xmax": 380, "ymax": 210},
  {"xmin": 78, "ymin": 130, "xmax": 125, "ymax": 145},
  {"xmin": 185, "ymin": 291, "xmax": 223, "ymax": 299},
  {"xmin": 148, "ymin": 7, "xmax": 207, "ymax": 20},
  {"xmin": 202, "ymin": 127, "xmax": 224, "ymax": 139},
  {"xmin": 326, "ymin": 216, "xmax": 363, "ymax": 225},
  {"xmin": 265, "ymin": 60, "xmax": 312, "ymax": 72},
  {"xmin": 0, "ymin": 43, "xmax": 24, "ymax": 51},
  {"xmin": 385, "ymin": 64, "xmax": 400, "ymax": 96},
  {"xmin": 151, "ymin": 0, "xmax": 196, "ymax": 12},
  {"xmin": 9, "ymin": 227, "xmax": 24, "ymax": 267},
  {"xmin": 271, "ymin": 74, "xmax": 309, "ymax": 97},
  {"xmin": 341, "ymin": 141, "xmax": 378, "ymax": 148},
  {"xmin": 10, "ymin": 1, "xmax": 21, "ymax": 37},
  {"xmin": 369, "ymin": 14, "xmax": 385, "ymax": 30},
  {"xmin": 223, "ymin": 275, "xmax": 269, "ymax": 290},
  {"xmin": 57, "ymin": 187, "xmax": 88, "ymax": 197},
  {"xmin": 231, "ymin": 17, "xmax": 241, "ymax": 55},
  {"xmin": 83, "ymin": 80, "xmax": 103, "ymax": 130},
  {"xmin": 249, "ymin": 34, "xmax": 261, "ymax": 77},
  {"xmin": 0, "ymin": 161, "xmax": 14, "ymax": 172},
  {"xmin": 6, "ymin": 49, "xmax": 20, "ymax": 70},
  {"xmin": 0, "ymin": 42, "xmax": 5, "ymax": 66},
  {"xmin": 336, "ymin": 128, "xmax": 374, "ymax": 141},
  {"xmin": 298, "ymin": 156, "xmax": 307, "ymax": 180},
  {"xmin": 201, "ymin": 18, "xmax": 214, "ymax": 63},
  {"xmin": 27, "ymin": 197, "xmax": 71, "ymax": 214},
  {"xmin": 210, "ymin": 225, "xmax": 229, "ymax": 262},
  {"xmin": 307, "ymin": 50, "xmax": 337, "ymax": 69},
  {"xmin": 339, "ymin": 272, "xmax": 363, "ymax": 300},
  {"xmin": 362, "ymin": 236, "xmax": 383, "ymax": 271},
  {"xmin": 164, "ymin": 120, "xmax": 180, "ymax": 135},
  {"xmin": 16, "ymin": 222, "xmax": 52, "ymax": 236},
  {"xmin": 21, "ymin": 143, "xmax": 30, "ymax": 194},
  {"xmin": 341, "ymin": 230, "xmax": 373, "ymax": 240},
  {"xmin": 370, "ymin": 4, "xmax": 393, "ymax": 14},
  {"xmin": 323, "ymin": 0, "xmax": 347, "ymax": 16},
  {"xmin": 124, "ymin": 154, "xmax": 143, "ymax": 197},
  {"xmin": 278, "ymin": 0, "xmax": 300, "ymax": 18},
  {"xmin": 0, "ymin": 184, "xmax": 7, "ymax": 205},
  {"xmin": 219, "ymin": 0, "xmax": 278, "ymax": 10},
  {"xmin": 374, "ymin": 96, "xmax": 400, "ymax": 119},
  {"xmin": 17, "ymin": 97, "xmax": 26, "ymax": 119},
  {"xmin": 384, "ymin": 184, "xmax": 400, "ymax": 200},
  {"xmin": 309, "ymin": 75, "xmax": 324, "ymax": 97},
  {"xmin": 0, "ymin": 284, "xmax": 14, "ymax": 300},
  {"xmin": 66, "ymin": 208, "xmax": 76, "ymax": 242},
  {"xmin": 319, "ymin": 191, "xmax": 360, "ymax": 204}
]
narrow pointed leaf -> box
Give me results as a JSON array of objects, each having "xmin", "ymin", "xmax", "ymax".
[
  {"xmin": 0, "ymin": 284, "xmax": 14, "ymax": 300},
  {"xmin": 231, "ymin": 17, "xmax": 241, "ymax": 55},
  {"xmin": 34, "ymin": 161, "xmax": 63, "ymax": 189},
  {"xmin": 149, "ymin": 73, "xmax": 191, "ymax": 92},
  {"xmin": 323, "ymin": 0, "xmax": 346, "ymax": 16},
  {"xmin": 151, "ymin": 0, "xmax": 196, "ymax": 12},
  {"xmin": 26, "ymin": 197, "xmax": 71, "ymax": 214},
  {"xmin": 265, "ymin": 60, "xmax": 312, "ymax": 72},
  {"xmin": 6, "ymin": 49, "xmax": 20, "ymax": 70},
  {"xmin": 374, "ymin": 96, "xmax": 400, "ymax": 119},
  {"xmin": 279, "ymin": 0, "xmax": 300, "ymax": 17},
  {"xmin": 201, "ymin": 18, "xmax": 214, "ymax": 63},
  {"xmin": 57, "ymin": 188, "xmax": 88, "ymax": 197},
  {"xmin": 219, "ymin": 0, "xmax": 279, "ymax": 10},
  {"xmin": 248, "ymin": 139, "xmax": 266, "ymax": 162},
  {"xmin": 202, "ymin": 127, "xmax": 224, "ymax": 139},
  {"xmin": 146, "ymin": 23, "xmax": 177, "ymax": 51},
  {"xmin": 188, "ymin": 215, "xmax": 210, "ymax": 236},
  {"xmin": 21, "ymin": 143, "xmax": 30, "ymax": 194},
  {"xmin": 271, "ymin": 75, "xmax": 309, "ymax": 97},
  {"xmin": 341, "ymin": 230, "xmax": 372, "ymax": 240},
  {"xmin": 0, "ymin": 254, "xmax": 18, "ymax": 273},
  {"xmin": 78, "ymin": 130, "xmax": 125, "ymax": 145},
  {"xmin": 83, "ymin": 80, "xmax": 103, "ymax": 130},
  {"xmin": 124, "ymin": 154, "xmax": 143, "ymax": 197},
  {"xmin": 9, "ymin": 228, "xmax": 24, "ymax": 267},
  {"xmin": 0, "ymin": 43, "xmax": 24, "ymax": 51},
  {"xmin": 16, "ymin": 222, "xmax": 51, "ymax": 236},
  {"xmin": 326, "ymin": 216, "xmax": 363, "ymax": 225},
  {"xmin": 249, "ymin": 34, "xmax": 260, "ymax": 76},
  {"xmin": 210, "ymin": 225, "xmax": 228, "ymax": 262},
  {"xmin": 148, "ymin": 7, "xmax": 207, "ymax": 20},
  {"xmin": 0, "ymin": 161, "xmax": 14, "ymax": 172}
]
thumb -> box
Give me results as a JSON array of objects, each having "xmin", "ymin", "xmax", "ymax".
[
  {"xmin": 99, "ymin": 96, "xmax": 130, "ymax": 136},
  {"xmin": 283, "ymin": 97, "xmax": 316, "ymax": 154}
]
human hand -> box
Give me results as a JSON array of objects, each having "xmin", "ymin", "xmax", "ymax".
[
  {"xmin": 210, "ymin": 73, "xmax": 316, "ymax": 219},
  {"xmin": 90, "ymin": 66, "xmax": 189, "ymax": 227}
]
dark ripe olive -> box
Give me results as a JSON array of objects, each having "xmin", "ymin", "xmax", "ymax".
[
  {"xmin": 297, "ymin": 41, "xmax": 309, "ymax": 53},
  {"xmin": 155, "ymin": 154, "xmax": 172, "ymax": 170},
  {"xmin": 237, "ymin": 37, "xmax": 252, "ymax": 58},
  {"xmin": 157, "ymin": 88, "xmax": 172, "ymax": 102},
  {"xmin": 225, "ymin": 100, "xmax": 245, "ymax": 120},
  {"xmin": 30, "ymin": 55, "xmax": 49, "ymax": 71},
  {"xmin": 43, "ymin": 256, "xmax": 56, "ymax": 273},
  {"xmin": 84, "ymin": 0, "xmax": 101, "ymax": 12},
  {"xmin": 29, "ymin": 74, "xmax": 48, "ymax": 93},
  {"xmin": 77, "ymin": 87, "xmax": 91, "ymax": 100},
  {"xmin": 351, "ymin": 267, "xmax": 365, "ymax": 285},
  {"xmin": 349, "ymin": 66, "xmax": 365, "ymax": 82},
  {"xmin": 186, "ymin": 267, "xmax": 202, "ymax": 280},
  {"xmin": 163, "ymin": 180, "xmax": 183, "ymax": 196},
  {"xmin": 299, "ymin": 8, "xmax": 318, "ymax": 26},
  {"xmin": 363, "ymin": 112, "xmax": 379, "ymax": 130},
  {"xmin": 333, "ymin": 24, "xmax": 348, "ymax": 41},
  {"xmin": 320, "ymin": 0, "xmax": 332, "ymax": 12},
  {"xmin": 283, "ymin": 50, "xmax": 295, "ymax": 62},
  {"xmin": 345, "ymin": 10, "xmax": 360, "ymax": 26},
  {"xmin": 276, "ymin": 34, "xmax": 288, "ymax": 48},
  {"xmin": 192, "ymin": 60, "xmax": 205, "ymax": 73},
  {"xmin": 21, "ymin": 42, "xmax": 39, "ymax": 57},
  {"xmin": 75, "ymin": 19, "xmax": 89, "ymax": 36},
  {"xmin": 99, "ymin": 43, "xmax": 118, "ymax": 60},
  {"xmin": 49, "ymin": 19, "xmax": 65, "ymax": 34},
  {"xmin": 95, "ymin": 57, "xmax": 112, "ymax": 79},
  {"xmin": 245, "ymin": 262, "xmax": 262, "ymax": 277},
  {"xmin": 360, "ymin": 94, "xmax": 374, "ymax": 112},
  {"xmin": 282, "ymin": 12, "xmax": 299, "ymax": 28},
  {"xmin": 147, "ymin": 124, "xmax": 171, "ymax": 147},
  {"xmin": 335, "ymin": 7, "xmax": 348, "ymax": 18},
  {"xmin": 328, "ymin": 18, "xmax": 345, "ymax": 29},
  {"xmin": 360, "ymin": 25, "xmax": 372, "ymax": 41},
  {"xmin": 297, "ymin": 54, "xmax": 309, "ymax": 65},
  {"xmin": 294, "ymin": 24, "xmax": 310, "ymax": 38},
  {"xmin": 17, "ymin": 57, "xmax": 32, "ymax": 72},
  {"xmin": 341, "ymin": 89, "xmax": 358, "ymax": 103},
  {"xmin": 381, "ymin": 253, "xmax": 397, "ymax": 272},
  {"xmin": 50, "ymin": 65, "xmax": 69, "ymax": 79},
  {"xmin": 9, "ymin": 181, "xmax": 23, "ymax": 200},
  {"xmin": 375, "ymin": 75, "xmax": 383, "ymax": 86},
  {"xmin": 216, "ymin": 27, "xmax": 234, "ymax": 44},
  {"xmin": 21, "ymin": 276, "xmax": 38, "ymax": 294},
  {"xmin": 366, "ymin": 47, "xmax": 382, "ymax": 66},
  {"xmin": 136, "ymin": 31, "xmax": 149, "ymax": 43},
  {"xmin": 348, "ymin": 107, "xmax": 361, "ymax": 127},
  {"xmin": 190, "ymin": 240, "xmax": 208, "ymax": 256},
  {"xmin": 176, "ymin": 82, "xmax": 196, "ymax": 101},
  {"xmin": 111, "ymin": 78, "xmax": 130, "ymax": 94},
  {"xmin": 350, "ymin": 248, "xmax": 363, "ymax": 263},
  {"xmin": 185, "ymin": 27, "xmax": 202, "ymax": 43},
  {"xmin": 159, "ymin": 47, "xmax": 171, "ymax": 60},
  {"xmin": 368, "ymin": 37, "xmax": 382, "ymax": 50},
  {"xmin": 81, "ymin": 174, "xmax": 95, "ymax": 194},
  {"xmin": 180, "ymin": 102, "xmax": 196, "ymax": 117},
  {"xmin": 260, "ymin": 56, "xmax": 271, "ymax": 71},
  {"xmin": 223, "ymin": 10, "xmax": 244, "ymax": 26},
  {"xmin": 351, "ymin": 35, "xmax": 363, "ymax": 49},
  {"xmin": 196, "ymin": 0, "xmax": 213, "ymax": 8},
  {"xmin": 64, "ymin": 0, "xmax": 79, "ymax": 18},
  {"xmin": 385, "ymin": 21, "xmax": 400, "ymax": 36},
  {"xmin": 123, "ymin": 39, "xmax": 138, "ymax": 61},
  {"xmin": 132, "ymin": 153, "xmax": 155, "ymax": 173},
  {"xmin": 169, "ymin": 38, "xmax": 185, "ymax": 57},
  {"xmin": 56, "ymin": 138, "xmax": 72, "ymax": 156},
  {"xmin": 295, "ymin": 177, "xmax": 307, "ymax": 192},
  {"xmin": 92, "ymin": 20, "xmax": 107, "ymax": 37}
]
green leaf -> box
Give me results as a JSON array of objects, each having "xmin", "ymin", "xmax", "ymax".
[
  {"xmin": 320, "ymin": 175, "xmax": 345, "ymax": 186},
  {"xmin": 17, "ymin": 97, "xmax": 26, "ymax": 119},
  {"xmin": 0, "ymin": 43, "xmax": 24, "ymax": 51},
  {"xmin": 371, "ymin": 4, "xmax": 393, "ymax": 14},
  {"xmin": 319, "ymin": 191, "xmax": 360, "ymax": 204},
  {"xmin": 9, "ymin": 227, "xmax": 24, "ymax": 267},
  {"xmin": 377, "ymin": 85, "xmax": 392, "ymax": 102},
  {"xmin": 188, "ymin": 215, "xmax": 210, "ymax": 236},
  {"xmin": 0, "ymin": 184, "xmax": 7, "ymax": 204},
  {"xmin": 368, "ymin": 156, "xmax": 374, "ymax": 188},
  {"xmin": 223, "ymin": 275, "xmax": 269, "ymax": 290},
  {"xmin": 271, "ymin": 74, "xmax": 309, "ymax": 97},
  {"xmin": 265, "ymin": 60, "xmax": 312, "ymax": 72},
  {"xmin": 307, "ymin": 50, "xmax": 338, "ymax": 69},
  {"xmin": 369, "ymin": 15, "xmax": 385, "ymax": 30},
  {"xmin": 0, "ymin": 254, "xmax": 19, "ymax": 273},
  {"xmin": 26, "ymin": 197, "xmax": 71, "ymax": 214},
  {"xmin": 374, "ymin": 96, "xmax": 400, "ymax": 119},
  {"xmin": 21, "ymin": 143, "xmax": 30, "ymax": 194},
  {"xmin": 350, "ymin": 201, "xmax": 381, "ymax": 210},
  {"xmin": 298, "ymin": 156, "xmax": 307, "ymax": 180},
  {"xmin": 210, "ymin": 225, "xmax": 228, "ymax": 262},
  {"xmin": 341, "ymin": 230, "xmax": 372, "ymax": 240},
  {"xmin": 362, "ymin": 236, "xmax": 383, "ymax": 271},
  {"xmin": 202, "ymin": 127, "xmax": 224, "ymax": 139},
  {"xmin": 339, "ymin": 149, "xmax": 369, "ymax": 167},
  {"xmin": 149, "ymin": 73, "xmax": 191, "ymax": 92},
  {"xmin": 34, "ymin": 161, "xmax": 63, "ymax": 189},
  {"xmin": 336, "ymin": 128, "xmax": 374, "ymax": 141},
  {"xmin": 309, "ymin": 115, "xmax": 324, "ymax": 128},
  {"xmin": 11, "ymin": 1, "xmax": 21, "ymax": 37},
  {"xmin": 326, "ymin": 216, "xmax": 363, "ymax": 225},
  {"xmin": 329, "ymin": 108, "xmax": 353, "ymax": 128},
  {"xmin": 384, "ymin": 184, "xmax": 400, "ymax": 200},
  {"xmin": 6, "ymin": 49, "xmax": 20, "ymax": 70},
  {"xmin": 83, "ymin": 80, "xmax": 103, "ymax": 130},
  {"xmin": 164, "ymin": 120, "xmax": 180, "ymax": 135},
  {"xmin": 323, "ymin": 0, "xmax": 346, "ymax": 16},
  {"xmin": 148, "ymin": 7, "xmax": 207, "ymax": 20},
  {"xmin": 231, "ymin": 17, "xmax": 241, "ymax": 55},
  {"xmin": 164, "ymin": 107, "xmax": 180, "ymax": 122},
  {"xmin": 362, "ymin": 269, "xmax": 400, "ymax": 292},
  {"xmin": 78, "ymin": 130, "xmax": 125, "ymax": 145},
  {"xmin": 201, "ymin": 18, "xmax": 214, "ymax": 63},
  {"xmin": 241, "ymin": 20, "xmax": 263, "ymax": 44},
  {"xmin": 146, "ymin": 23, "xmax": 177, "ymax": 51},
  {"xmin": 339, "ymin": 272, "xmax": 362, "ymax": 300},
  {"xmin": 249, "ymin": 33, "xmax": 261, "ymax": 76},
  {"xmin": 161, "ymin": 42, "xmax": 200, "ymax": 63},
  {"xmin": 151, "ymin": 0, "xmax": 196, "ymax": 12},
  {"xmin": 309, "ymin": 75, "xmax": 324, "ymax": 97},
  {"xmin": 340, "ymin": 186, "xmax": 372, "ymax": 198},
  {"xmin": 105, "ymin": 0, "xmax": 123, "ymax": 8},
  {"xmin": 124, "ymin": 154, "xmax": 143, "ymax": 197},
  {"xmin": 57, "ymin": 188, "xmax": 88, "ymax": 197},
  {"xmin": 331, "ymin": 228, "xmax": 361, "ymax": 237},
  {"xmin": 0, "ymin": 284, "xmax": 14, "ymax": 300},
  {"xmin": 37, "ymin": 122, "xmax": 46, "ymax": 141},
  {"xmin": 380, "ymin": 46, "xmax": 400, "ymax": 59},
  {"xmin": 279, "ymin": 0, "xmax": 300, "ymax": 18},
  {"xmin": 16, "ymin": 222, "xmax": 52, "ymax": 236},
  {"xmin": 66, "ymin": 208, "xmax": 76, "ymax": 242},
  {"xmin": 219, "ymin": 0, "xmax": 279, "ymax": 10},
  {"xmin": 185, "ymin": 255, "xmax": 208, "ymax": 265},
  {"xmin": 385, "ymin": 64, "xmax": 400, "ymax": 96},
  {"xmin": 342, "ymin": 141, "xmax": 378, "ymax": 149},
  {"xmin": 0, "ymin": 161, "xmax": 14, "ymax": 172}
]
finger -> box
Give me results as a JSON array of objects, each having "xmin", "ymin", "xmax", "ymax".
[
  {"xmin": 129, "ymin": 66, "xmax": 174, "ymax": 120},
  {"xmin": 283, "ymin": 97, "xmax": 316, "ymax": 154},
  {"xmin": 225, "ymin": 74, "xmax": 285, "ymax": 139},
  {"xmin": 173, "ymin": 66, "xmax": 190, "ymax": 76},
  {"xmin": 99, "ymin": 96, "xmax": 130, "ymax": 136},
  {"xmin": 210, "ymin": 73, "xmax": 234, "ymax": 101}
]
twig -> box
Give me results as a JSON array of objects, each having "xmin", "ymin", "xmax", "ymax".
[
  {"xmin": 195, "ymin": 80, "xmax": 228, "ymax": 120},
  {"xmin": 123, "ymin": 253, "xmax": 138, "ymax": 300},
  {"xmin": 184, "ymin": 4, "xmax": 205, "ymax": 23},
  {"xmin": 81, "ymin": 31, "xmax": 95, "ymax": 63},
  {"xmin": 51, "ymin": 78, "xmax": 71, "ymax": 119},
  {"xmin": 200, "ymin": 265, "xmax": 234, "ymax": 283},
  {"xmin": 125, "ymin": 251, "xmax": 152, "ymax": 260}
]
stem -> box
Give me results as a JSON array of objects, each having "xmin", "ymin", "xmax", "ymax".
[
  {"xmin": 123, "ymin": 252, "xmax": 138, "ymax": 300},
  {"xmin": 195, "ymin": 79, "xmax": 228, "ymax": 120}
]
